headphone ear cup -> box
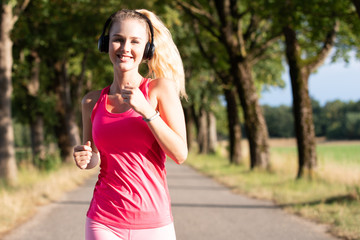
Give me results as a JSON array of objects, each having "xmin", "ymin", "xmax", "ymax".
[
  {"xmin": 98, "ymin": 35, "xmax": 109, "ymax": 53},
  {"xmin": 143, "ymin": 42, "xmax": 155, "ymax": 60}
]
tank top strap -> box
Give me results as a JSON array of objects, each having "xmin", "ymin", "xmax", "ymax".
[
  {"xmin": 139, "ymin": 78, "xmax": 151, "ymax": 101},
  {"xmin": 91, "ymin": 85, "xmax": 110, "ymax": 122}
]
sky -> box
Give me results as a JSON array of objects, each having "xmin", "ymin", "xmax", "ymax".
[{"xmin": 260, "ymin": 54, "xmax": 360, "ymax": 106}]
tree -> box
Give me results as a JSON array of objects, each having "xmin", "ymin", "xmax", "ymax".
[
  {"xmin": 177, "ymin": 0, "xmax": 284, "ymax": 169},
  {"xmin": 162, "ymin": 5, "xmax": 224, "ymax": 155},
  {"xmin": 0, "ymin": 0, "xmax": 30, "ymax": 184},
  {"xmin": 189, "ymin": 17, "xmax": 243, "ymax": 163},
  {"xmin": 12, "ymin": 49, "xmax": 47, "ymax": 165},
  {"xmin": 12, "ymin": 0, "xmax": 122, "ymax": 163},
  {"xmin": 272, "ymin": 0, "xmax": 340, "ymax": 179}
]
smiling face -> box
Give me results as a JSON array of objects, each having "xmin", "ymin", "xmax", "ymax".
[{"xmin": 108, "ymin": 19, "xmax": 148, "ymax": 73}]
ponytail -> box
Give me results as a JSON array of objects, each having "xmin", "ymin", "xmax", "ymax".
[{"xmin": 136, "ymin": 9, "xmax": 187, "ymax": 99}]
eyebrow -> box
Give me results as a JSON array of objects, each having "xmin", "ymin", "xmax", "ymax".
[{"xmin": 111, "ymin": 34, "xmax": 143, "ymax": 40}]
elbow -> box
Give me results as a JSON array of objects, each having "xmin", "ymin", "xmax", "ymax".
[{"xmin": 173, "ymin": 148, "xmax": 188, "ymax": 165}]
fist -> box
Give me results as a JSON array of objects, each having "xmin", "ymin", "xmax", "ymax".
[{"xmin": 73, "ymin": 141, "xmax": 92, "ymax": 169}]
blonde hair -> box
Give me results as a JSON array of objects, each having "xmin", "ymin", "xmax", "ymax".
[{"xmin": 109, "ymin": 9, "xmax": 186, "ymax": 99}]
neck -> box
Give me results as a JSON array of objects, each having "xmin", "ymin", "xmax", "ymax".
[{"xmin": 110, "ymin": 68, "xmax": 143, "ymax": 94}]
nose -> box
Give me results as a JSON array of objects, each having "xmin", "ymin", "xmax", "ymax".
[{"xmin": 121, "ymin": 40, "xmax": 131, "ymax": 52}]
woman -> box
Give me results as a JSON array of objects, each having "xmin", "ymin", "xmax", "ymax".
[{"xmin": 73, "ymin": 9, "xmax": 187, "ymax": 240}]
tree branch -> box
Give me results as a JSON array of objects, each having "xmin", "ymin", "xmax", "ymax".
[
  {"xmin": 243, "ymin": 14, "xmax": 259, "ymax": 42},
  {"xmin": 176, "ymin": 0, "xmax": 222, "ymax": 41},
  {"xmin": 307, "ymin": 20, "xmax": 339, "ymax": 73},
  {"xmin": 237, "ymin": 19, "xmax": 247, "ymax": 57},
  {"xmin": 213, "ymin": 0, "xmax": 227, "ymax": 26},
  {"xmin": 193, "ymin": 20, "xmax": 231, "ymax": 86},
  {"xmin": 177, "ymin": 0, "xmax": 213, "ymax": 21},
  {"xmin": 248, "ymin": 34, "xmax": 282, "ymax": 64},
  {"xmin": 11, "ymin": 0, "xmax": 31, "ymax": 25},
  {"xmin": 229, "ymin": 0, "xmax": 238, "ymax": 18}
]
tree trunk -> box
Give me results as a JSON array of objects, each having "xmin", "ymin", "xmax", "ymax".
[
  {"xmin": 233, "ymin": 61, "xmax": 269, "ymax": 169},
  {"xmin": 208, "ymin": 111, "xmax": 217, "ymax": 153},
  {"xmin": 54, "ymin": 61, "xmax": 81, "ymax": 163},
  {"xmin": 30, "ymin": 115, "xmax": 45, "ymax": 162},
  {"xmin": 283, "ymin": 26, "xmax": 317, "ymax": 179},
  {"xmin": 71, "ymin": 52, "xmax": 88, "ymax": 133},
  {"xmin": 0, "ymin": 4, "xmax": 17, "ymax": 185},
  {"xmin": 352, "ymin": 0, "xmax": 360, "ymax": 18},
  {"xmin": 184, "ymin": 105, "xmax": 196, "ymax": 151},
  {"xmin": 224, "ymin": 88, "xmax": 242, "ymax": 164},
  {"xmin": 27, "ymin": 50, "xmax": 46, "ymax": 164},
  {"xmin": 198, "ymin": 108, "xmax": 209, "ymax": 154},
  {"xmin": 214, "ymin": 1, "xmax": 270, "ymax": 169}
]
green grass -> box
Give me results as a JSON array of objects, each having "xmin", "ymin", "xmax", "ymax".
[
  {"xmin": 272, "ymin": 143, "xmax": 360, "ymax": 166},
  {"xmin": 317, "ymin": 144, "xmax": 360, "ymax": 165},
  {"xmin": 0, "ymin": 162, "xmax": 97, "ymax": 237},
  {"xmin": 186, "ymin": 141, "xmax": 360, "ymax": 240}
]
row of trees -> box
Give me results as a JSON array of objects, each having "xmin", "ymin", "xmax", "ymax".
[
  {"xmin": 177, "ymin": 0, "xmax": 360, "ymax": 179},
  {"xmin": 0, "ymin": 0, "xmax": 359, "ymax": 184},
  {"xmin": 264, "ymin": 100, "xmax": 360, "ymax": 139}
]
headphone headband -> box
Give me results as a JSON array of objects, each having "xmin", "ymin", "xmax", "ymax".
[{"xmin": 98, "ymin": 10, "xmax": 155, "ymax": 60}]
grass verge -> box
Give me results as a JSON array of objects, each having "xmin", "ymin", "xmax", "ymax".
[
  {"xmin": 0, "ymin": 162, "xmax": 97, "ymax": 238},
  {"xmin": 187, "ymin": 140, "xmax": 360, "ymax": 240}
]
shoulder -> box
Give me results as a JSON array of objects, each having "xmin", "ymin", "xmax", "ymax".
[
  {"xmin": 149, "ymin": 78, "xmax": 178, "ymax": 98},
  {"xmin": 81, "ymin": 90, "xmax": 102, "ymax": 113}
]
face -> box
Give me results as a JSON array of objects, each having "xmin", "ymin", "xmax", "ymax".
[{"xmin": 108, "ymin": 19, "xmax": 148, "ymax": 72}]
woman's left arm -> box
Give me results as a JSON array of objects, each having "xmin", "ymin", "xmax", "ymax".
[{"xmin": 146, "ymin": 78, "xmax": 188, "ymax": 164}]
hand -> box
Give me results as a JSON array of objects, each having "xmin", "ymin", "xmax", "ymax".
[
  {"xmin": 73, "ymin": 141, "xmax": 92, "ymax": 169},
  {"xmin": 121, "ymin": 84, "xmax": 154, "ymax": 117}
]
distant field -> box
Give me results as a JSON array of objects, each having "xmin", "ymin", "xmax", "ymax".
[
  {"xmin": 316, "ymin": 143, "xmax": 360, "ymax": 165},
  {"xmin": 271, "ymin": 139, "xmax": 360, "ymax": 165},
  {"xmin": 269, "ymin": 139, "xmax": 360, "ymax": 184}
]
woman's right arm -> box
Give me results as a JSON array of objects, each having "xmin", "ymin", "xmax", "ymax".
[{"xmin": 73, "ymin": 90, "xmax": 101, "ymax": 170}]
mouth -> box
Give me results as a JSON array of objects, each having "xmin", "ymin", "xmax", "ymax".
[{"xmin": 117, "ymin": 54, "xmax": 133, "ymax": 61}]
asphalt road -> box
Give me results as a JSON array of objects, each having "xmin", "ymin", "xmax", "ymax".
[{"xmin": 2, "ymin": 161, "xmax": 337, "ymax": 240}]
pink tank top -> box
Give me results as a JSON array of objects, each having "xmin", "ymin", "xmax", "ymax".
[{"xmin": 87, "ymin": 78, "xmax": 172, "ymax": 229}]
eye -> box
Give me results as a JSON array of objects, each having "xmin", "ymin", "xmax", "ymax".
[{"xmin": 113, "ymin": 37, "xmax": 124, "ymax": 43}]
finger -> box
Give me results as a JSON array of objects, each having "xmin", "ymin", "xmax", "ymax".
[
  {"xmin": 80, "ymin": 163, "xmax": 88, "ymax": 169},
  {"xmin": 74, "ymin": 150, "xmax": 92, "ymax": 157},
  {"xmin": 75, "ymin": 153, "xmax": 92, "ymax": 161},
  {"xmin": 123, "ymin": 84, "xmax": 134, "ymax": 89},
  {"xmin": 76, "ymin": 145, "xmax": 92, "ymax": 152},
  {"xmin": 74, "ymin": 151, "xmax": 92, "ymax": 160},
  {"xmin": 121, "ymin": 88, "xmax": 132, "ymax": 94},
  {"xmin": 76, "ymin": 158, "xmax": 90, "ymax": 169},
  {"xmin": 78, "ymin": 157, "xmax": 91, "ymax": 164}
]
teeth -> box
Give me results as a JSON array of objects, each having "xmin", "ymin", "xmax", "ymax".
[{"xmin": 119, "ymin": 56, "xmax": 131, "ymax": 60}]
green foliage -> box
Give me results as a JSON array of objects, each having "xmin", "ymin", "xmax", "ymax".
[
  {"xmin": 262, "ymin": 105, "xmax": 294, "ymax": 137},
  {"xmin": 33, "ymin": 153, "xmax": 62, "ymax": 172},
  {"xmin": 13, "ymin": 122, "xmax": 31, "ymax": 148},
  {"xmin": 262, "ymin": 99, "xmax": 360, "ymax": 139},
  {"xmin": 324, "ymin": 100, "xmax": 360, "ymax": 139}
]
